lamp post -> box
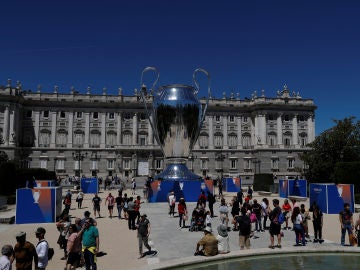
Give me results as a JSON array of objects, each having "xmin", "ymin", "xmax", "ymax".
[{"xmin": 72, "ymin": 150, "xmax": 87, "ymax": 177}]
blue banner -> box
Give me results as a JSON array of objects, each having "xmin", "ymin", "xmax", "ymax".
[
  {"xmin": 148, "ymin": 180, "xmax": 210, "ymax": 202},
  {"xmin": 16, "ymin": 187, "xmax": 62, "ymax": 224},
  {"xmin": 279, "ymin": 179, "xmax": 307, "ymax": 198},
  {"xmin": 309, "ymin": 183, "xmax": 354, "ymax": 214},
  {"xmin": 224, "ymin": 177, "xmax": 241, "ymax": 192},
  {"xmin": 81, "ymin": 178, "xmax": 99, "ymax": 194}
]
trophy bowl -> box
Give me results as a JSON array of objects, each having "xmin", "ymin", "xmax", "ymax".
[{"xmin": 141, "ymin": 67, "xmax": 210, "ymax": 180}]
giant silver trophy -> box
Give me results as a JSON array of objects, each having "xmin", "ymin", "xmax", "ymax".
[{"xmin": 140, "ymin": 67, "xmax": 210, "ymax": 181}]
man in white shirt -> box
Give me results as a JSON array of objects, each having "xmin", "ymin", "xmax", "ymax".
[
  {"xmin": 168, "ymin": 191, "xmax": 176, "ymax": 217},
  {"xmin": 0, "ymin": 245, "xmax": 14, "ymax": 270},
  {"xmin": 35, "ymin": 227, "xmax": 49, "ymax": 270}
]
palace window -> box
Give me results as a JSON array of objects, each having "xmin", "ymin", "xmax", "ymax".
[
  {"xmin": 199, "ymin": 133, "xmax": 209, "ymax": 149},
  {"xmin": 271, "ymin": 158, "xmax": 279, "ymax": 169},
  {"xmin": 288, "ymin": 159, "xmax": 295, "ymax": 169},
  {"xmin": 40, "ymin": 159, "xmax": 47, "ymax": 169},
  {"xmin": 56, "ymin": 159, "xmax": 65, "ymax": 170},
  {"xmin": 230, "ymin": 159, "xmax": 238, "ymax": 169}
]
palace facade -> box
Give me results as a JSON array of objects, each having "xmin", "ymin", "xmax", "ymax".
[{"xmin": 0, "ymin": 80, "xmax": 316, "ymax": 184}]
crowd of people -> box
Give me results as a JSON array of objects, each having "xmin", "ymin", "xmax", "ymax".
[{"xmin": 2, "ymin": 181, "xmax": 360, "ymax": 269}]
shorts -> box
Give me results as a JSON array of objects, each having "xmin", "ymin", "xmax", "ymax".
[
  {"xmin": 239, "ymin": 235, "xmax": 250, "ymax": 249},
  {"xmin": 108, "ymin": 205, "xmax": 114, "ymax": 210},
  {"xmin": 269, "ymin": 223, "xmax": 281, "ymax": 236},
  {"xmin": 93, "ymin": 205, "xmax": 100, "ymax": 212},
  {"xmin": 67, "ymin": 251, "xmax": 81, "ymax": 265}
]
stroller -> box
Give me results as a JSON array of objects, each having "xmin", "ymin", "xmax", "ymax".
[{"xmin": 189, "ymin": 208, "xmax": 206, "ymax": 232}]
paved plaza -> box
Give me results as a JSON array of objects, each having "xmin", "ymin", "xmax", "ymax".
[{"xmin": 0, "ymin": 187, "xmax": 359, "ymax": 269}]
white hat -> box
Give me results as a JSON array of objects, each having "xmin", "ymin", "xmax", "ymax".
[{"xmin": 204, "ymin": 226, "xmax": 212, "ymax": 233}]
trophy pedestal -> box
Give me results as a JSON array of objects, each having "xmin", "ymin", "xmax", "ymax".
[{"xmin": 154, "ymin": 163, "xmax": 202, "ymax": 181}]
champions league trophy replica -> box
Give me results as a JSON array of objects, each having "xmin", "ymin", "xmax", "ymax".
[{"xmin": 140, "ymin": 67, "xmax": 211, "ymax": 181}]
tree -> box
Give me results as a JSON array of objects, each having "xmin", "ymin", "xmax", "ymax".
[{"xmin": 299, "ymin": 117, "xmax": 360, "ymax": 183}]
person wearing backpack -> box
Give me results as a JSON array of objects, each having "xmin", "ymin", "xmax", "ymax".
[
  {"xmin": 235, "ymin": 207, "xmax": 251, "ymax": 250},
  {"xmin": 268, "ymin": 199, "xmax": 282, "ymax": 249},
  {"xmin": 35, "ymin": 227, "xmax": 49, "ymax": 270}
]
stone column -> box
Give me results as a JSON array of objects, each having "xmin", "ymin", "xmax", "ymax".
[
  {"xmin": 237, "ymin": 116, "xmax": 242, "ymax": 148},
  {"xmin": 277, "ymin": 114, "xmax": 283, "ymax": 147},
  {"xmin": 50, "ymin": 111, "xmax": 57, "ymax": 147},
  {"xmin": 34, "ymin": 111, "xmax": 40, "ymax": 147},
  {"xmin": 292, "ymin": 114, "xmax": 299, "ymax": 148},
  {"xmin": 3, "ymin": 106, "xmax": 10, "ymax": 146},
  {"xmin": 208, "ymin": 115, "xmax": 214, "ymax": 149},
  {"xmin": 308, "ymin": 114, "xmax": 315, "ymax": 143},
  {"xmin": 67, "ymin": 112, "xmax": 73, "ymax": 147},
  {"xmin": 116, "ymin": 112, "xmax": 122, "ymax": 145},
  {"xmin": 132, "ymin": 113, "xmax": 138, "ymax": 145},
  {"xmin": 222, "ymin": 115, "xmax": 228, "ymax": 149},
  {"xmin": 259, "ymin": 114, "xmax": 266, "ymax": 146},
  {"xmin": 84, "ymin": 112, "xmax": 90, "ymax": 148},
  {"xmin": 251, "ymin": 117, "xmax": 255, "ymax": 146},
  {"xmin": 148, "ymin": 114, "xmax": 153, "ymax": 145},
  {"xmin": 9, "ymin": 107, "xmax": 16, "ymax": 145},
  {"xmin": 100, "ymin": 112, "xmax": 106, "ymax": 148}
]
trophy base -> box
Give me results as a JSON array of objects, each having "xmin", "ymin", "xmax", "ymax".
[{"xmin": 154, "ymin": 163, "xmax": 202, "ymax": 181}]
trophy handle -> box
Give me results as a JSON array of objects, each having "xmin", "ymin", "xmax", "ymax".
[
  {"xmin": 140, "ymin": 67, "xmax": 165, "ymax": 156},
  {"xmin": 141, "ymin": 66, "xmax": 160, "ymax": 94},
  {"xmin": 193, "ymin": 68, "xmax": 211, "ymax": 124}
]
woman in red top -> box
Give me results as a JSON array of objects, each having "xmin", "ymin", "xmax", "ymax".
[
  {"xmin": 282, "ymin": 199, "xmax": 292, "ymax": 229},
  {"xmin": 178, "ymin": 198, "xmax": 187, "ymax": 229}
]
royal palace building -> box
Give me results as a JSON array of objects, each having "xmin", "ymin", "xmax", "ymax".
[{"xmin": 0, "ymin": 79, "xmax": 316, "ymax": 183}]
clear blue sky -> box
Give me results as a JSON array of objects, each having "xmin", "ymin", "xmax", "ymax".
[{"xmin": 1, "ymin": 0, "xmax": 359, "ymax": 135}]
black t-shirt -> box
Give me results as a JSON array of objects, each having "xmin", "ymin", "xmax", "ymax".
[
  {"xmin": 115, "ymin": 196, "xmax": 123, "ymax": 206},
  {"xmin": 252, "ymin": 203, "xmax": 262, "ymax": 216},
  {"xmin": 236, "ymin": 215, "xmax": 251, "ymax": 236},
  {"xmin": 92, "ymin": 196, "xmax": 101, "ymax": 206},
  {"xmin": 340, "ymin": 210, "xmax": 352, "ymax": 224},
  {"xmin": 269, "ymin": 206, "xmax": 281, "ymax": 222}
]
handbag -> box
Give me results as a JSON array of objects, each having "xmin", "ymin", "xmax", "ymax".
[{"xmin": 183, "ymin": 215, "xmax": 188, "ymax": 221}]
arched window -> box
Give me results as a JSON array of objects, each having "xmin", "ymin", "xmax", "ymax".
[
  {"xmin": 228, "ymin": 133, "xmax": 237, "ymax": 149},
  {"xmin": 214, "ymin": 132, "xmax": 223, "ymax": 148},
  {"xmin": 267, "ymin": 132, "xmax": 277, "ymax": 146},
  {"xmin": 56, "ymin": 129, "xmax": 67, "ymax": 146},
  {"xmin": 39, "ymin": 129, "xmax": 51, "ymax": 147},
  {"xmin": 283, "ymin": 131, "xmax": 292, "ymax": 147},
  {"xmin": 122, "ymin": 131, "xmax": 132, "ymax": 145},
  {"xmin": 199, "ymin": 132, "xmax": 209, "ymax": 149},
  {"xmin": 73, "ymin": 130, "xmax": 84, "ymax": 146},
  {"xmin": 90, "ymin": 130, "xmax": 101, "ymax": 148},
  {"xmin": 242, "ymin": 132, "xmax": 251, "ymax": 148},
  {"xmin": 299, "ymin": 132, "xmax": 308, "ymax": 147},
  {"xmin": 106, "ymin": 130, "xmax": 117, "ymax": 147}
]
